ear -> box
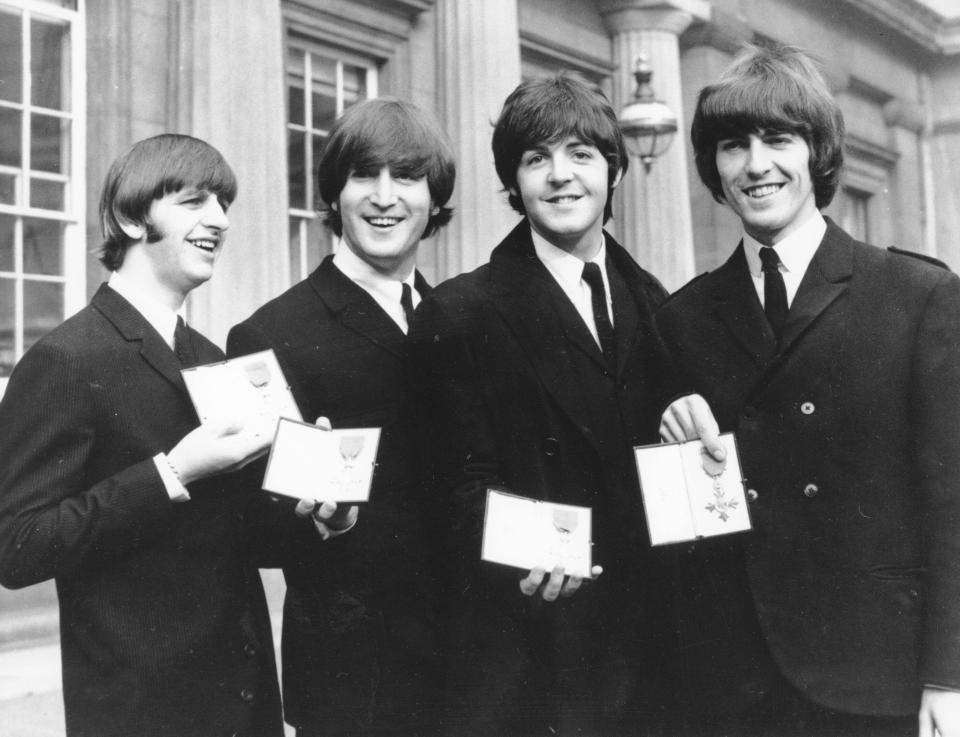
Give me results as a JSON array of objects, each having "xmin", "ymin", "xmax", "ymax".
[
  {"xmin": 431, "ymin": 203, "xmax": 440, "ymax": 216},
  {"xmin": 330, "ymin": 201, "xmax": 339, "ymax": 212},
  {"xmin": 118, "ymin": 218, "xmax": 145, "ymax": 241},
  {"xmin": 610, "ymin": 168, "xmax": 624, "ymax": 190}
]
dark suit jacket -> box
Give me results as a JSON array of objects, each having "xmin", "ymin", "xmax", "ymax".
[
  {"xmin": 227, "ymin": 256, "xmax": 439, "ymax": 734},
  {"xmin": 655, "ymin": 219, "xmax": 960, "ymax": 716},
  {"xmin": 0, "ymin": 285, "xmax": 284, "ymax": 737},
  {"xmin": 411, "ymin": 221, "xmax": 672, "ymax": 734}
]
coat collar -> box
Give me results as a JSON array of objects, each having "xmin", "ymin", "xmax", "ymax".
[
  {"xmin": 485, "ymin": 222, "xmax": 654, "ymax": 448},
  {"xmin": 307, "ymin": 255, "xmax": 430, "ymax": 356},
  {"xmin": 709, "ymin": 217, "xmax": 852, "ymax": 366},
  {"xmin": 91, "ymin": 283, "xmax": 193, "ymax": 392}
]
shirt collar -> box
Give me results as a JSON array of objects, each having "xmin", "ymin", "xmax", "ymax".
[
  {"xmin": 530, "ymin": 228, "xmax": 607, "ymax": 287},
  {"xmin": 108, "ymin": 270, "xmax": 182, "ymax": 349},
  {"xmin": 332, "ymin": 242, "xmax": 418, "ymax": 306},
  {"xmin": 743, "ymin": 210, "xmax": 826, "ymax": 278}
]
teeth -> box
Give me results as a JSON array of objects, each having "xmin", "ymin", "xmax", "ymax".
[
  {"xmin": 549, "ymin": 196, "xmax": 580, "ymax": 204},
  {"xmin": 745, "ymin": 184, "xmax": 782, "ymax": 198},
  {"xmin": 191, "ymin": 240, "xmax": 216, "ymax": 251},
  {"xmin": 367, "ymin": 217, "xmax": 401, "ymax": 227}
]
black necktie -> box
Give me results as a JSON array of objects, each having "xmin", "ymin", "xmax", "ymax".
[
  {"xmin": 174, "ymin": 316, "xmax": 198, "ymax": 367},
  {"xmin": 400, "ymin": 283, "xmax": 415, "ymax": 333},
  {"xmin": 759, "ymin": 247, "xmax": 788, "ymax": 338},
  {"xmin": 582, "ymin": 262, "xmax": 616, "ymax": 367}
]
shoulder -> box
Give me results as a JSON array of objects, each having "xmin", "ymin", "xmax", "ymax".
[
  {"xmin": 658, "ymin": 270, "xmax": 714, "ymax": 314},
  {"xmin": 605, "ymin": 235, "xmax": 670, "ymax": 303},
  {"xmin": 886, "ymin": 246, "xmax": 951, "ymax": 272},
  {"xmin": 414, "ymin": 264, "xmax": 493, "ymax": 339}
]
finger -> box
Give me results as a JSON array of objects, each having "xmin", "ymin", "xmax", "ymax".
[
  {"xmin": 659, "ymin": 411, "xmax": 685, "ymax": 443},
  {"xmin": 688, "ymin": 396, "xmax": 724, "ymax": 461},
  {"xmin": 560, "ymin": 574, "xmax": 583, "ymax": 598},
  {"xmin": 519, "ymin": 567, "xmax": 546, "ymax": 596},
  {"xmin": 294, "ymin": 499, "xmax": 316, "ymax": 519},
  {"xmin": 918, "ymin": 711, "xmax": 933, "ymax": 737},
  {"xmin": 541, "ymin": 566, "xmax": 565, "ymax": 602},
  {"xmin": 315, "ymin": 416, "xmax": 333, "ymax": 431},
  {"xmin": 313, "ymin": 501, "xmax": 338, "ymax": 522},
  {"xmin": 591, "ymin": 565, "xmax": 603, "ymax": 578}
]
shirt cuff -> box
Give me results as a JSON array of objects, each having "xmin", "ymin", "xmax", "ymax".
[{"xmin": 154, "ymin": 453, "xmax": 190, "ymax": 502}]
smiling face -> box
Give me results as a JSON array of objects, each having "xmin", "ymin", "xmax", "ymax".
[
  {"xmin": 716, "ymin": 129, "xmax": 818, "ymax": 245},
  {"xmin": 124, "ymin": 187, "xmax": 229, "ymax": 303},
  {"xmin": 513, "ymin": 136, "xmax": 619, "ymax": 258},
  {"xmin": 336, "ymin": 165, "xmax": 436, "ymax": 278}
]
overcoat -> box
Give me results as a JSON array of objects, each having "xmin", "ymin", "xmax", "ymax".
[
  {"xmin": 228, "ymin": 256, "xmax": 440, "ymax": 735},
  {"xmin": 655, "ymin": 219, "xmax": 960, "ymax": 716},
  {"xmin": 412, "ymin": 221, "xmax": 673, "ymax": 735}
]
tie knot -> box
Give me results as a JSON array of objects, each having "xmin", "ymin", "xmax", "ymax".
[
  {"xmin": 582, "ymin": 261, "xmax": 603, "ymax": 290},
  {"xmin": 759, "ymin": 247, "xmax": 781, "ymax": 273}
]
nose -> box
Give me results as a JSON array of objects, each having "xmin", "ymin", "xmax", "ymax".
[
  {"xmin": 202, "ymin": 198, "xmax": 230, "ymax": 231},
  {"xmin": 370, "ymin": 168, "xmax": 398, "ymax": 207},
  {"xmin": 547, "ymin": 152, "xmax": 573, "ymax": 184},
  {"xmin": 745, "ymin": 138, "xmax": 772, "ymax": 177}
]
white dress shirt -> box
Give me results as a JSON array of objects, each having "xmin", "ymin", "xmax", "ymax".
[
  {"xmin": 742, "ymin": 211, "xmax": 826, "ymax": 309},
  {"xmin": 333, "ymin": 245, "xmax": 420, "ymax": 334},
  {"xmin": 531, "ymin": 229, "xmax": 613, "ymax": 349}
]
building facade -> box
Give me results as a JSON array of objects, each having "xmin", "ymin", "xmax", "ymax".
[{"xmin": 2, "ymin": 0, "xmax": 959, "ymax": 678}]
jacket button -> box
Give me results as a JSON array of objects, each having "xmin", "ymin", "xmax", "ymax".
[
  {"xmin": 742, "ymin": 406, "xmax": 757, "ymax": 420},
  {"xmin": 240, "ymin": 688, "xmax": 255, "ymax": 702},
  {"xmin": 803, "ymin": 483, "xmax": 819, "ymax": 498},
  {"xmin": 800, "ymin": 401, "xmax": 815, "ymax": 415},
  {"xmin": 243, "ymin": 643, "xmax": 257, "ymax": 657},
  {"xmin": 543, "ymin": 437, "xmax": 560, "ymax": 456},
  {"xmin": 747, "ymin": 488, "xmax": 759, "ymax": 502}
]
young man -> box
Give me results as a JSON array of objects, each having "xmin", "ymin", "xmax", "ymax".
[
  {"xmin": 0, "ymin": 134, "xmax": 350, "ymax": 736},
  {"xmin": 412, "ymin": 74, "xmax": 673, "ymax": 737},
  {"xmin": 657, "ymin": 43, "xmax": 960, "ymax": 737},
  {"xmin": 227, "ymin": 97, "xmax": 456, "ymax": 737}
]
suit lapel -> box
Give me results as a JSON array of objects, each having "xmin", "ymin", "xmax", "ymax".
[
  {"xmin": 710, "ymin": 245, "xmax": 779, "ymax": 368},
  {"xmin": 91, "ymin": 284, "xmax": 189, "ymax": 392},
  {"xmin": 487, "ymin": 225, "xmax": 607, "ymax": 448},
  {"xmin": 778, "ymin": 221, "xmax": 852, "ymax": 353},
  {"xmin": 308, "ymin": 257, "xmax": 407, "ymax": 358}
]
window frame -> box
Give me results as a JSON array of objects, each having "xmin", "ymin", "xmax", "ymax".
[{"xmin": 0, "ymin": 0, "xmax": 86, "ymax": 395}]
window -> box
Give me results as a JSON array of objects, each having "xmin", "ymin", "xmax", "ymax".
[
  {"xmin": 0, "ymin": 0, "xmax": 84, "ymax": 393},
  {"xmin": 286, "ymin": 40, "xmax": 377, "ymax": 283}
]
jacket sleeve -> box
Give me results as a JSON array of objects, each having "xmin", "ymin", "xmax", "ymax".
[
  {"xmin": 0, "ymin": 341, "xmax": 173, "ymax": 589},
  {"xmin": 913, "ymin": 270, "xmax": 960, "ymax": 688}
]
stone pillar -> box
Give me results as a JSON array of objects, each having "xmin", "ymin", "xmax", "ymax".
[
  {"xmin": 599, "ymin": 0, "xmax": 709, "ymax": 292},
  {"xmin": 170, "ymin": 0, "xmax": 289, "ymax": 346},
  {"xmin": 679, "ymin": 8, "xmax": 753, "ymax": 272},
  {"xmin": 432, "ymin": 0, "xmax": 522, "ymax": 279}
]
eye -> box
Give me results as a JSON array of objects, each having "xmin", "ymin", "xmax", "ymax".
[
  {"xmin": 349, "ymin": 168, "xmax": 376, "ymax": 180},
  {"xmin": 718, "ymin": 139, "xmax": 746, "ymax": 151},
  {"xmin": 521, "ymin": 152, "xmax": 545, "ymax": 167}
]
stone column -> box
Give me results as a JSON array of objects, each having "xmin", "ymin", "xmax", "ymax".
[
  {"xmin": 170, "ymin": 0, "xmax": 289, "ymax": 346},
  {"xmin": 599, "ymin": 0, "xmax": 709, "ymax": 292},
  {"xmin": 432, "ymin": 0, "xmax": 522, "ymax": 279}
]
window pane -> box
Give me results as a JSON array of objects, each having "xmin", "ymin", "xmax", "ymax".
[
  {"xmin": 30, "ymin": 178, "xmax": 64, "ymax": 211},
  {"xmin": 23, "ymin": 279, "xmax": 62, "ymax": 352},
  {"xmin": 287, "ymin": 48, "xmax": 305, "ymax": 126},
  {"xmin": 0, "ymin": 106, "xmax": 22, "ymax": 167},
  {"xmin": 23, "ymin": 217, "xmax": 63, "ymax": 275},
  {"xmin": 31, "ymin": 15, "xmax": 70, "ymax": 111},
  {"xmin": 30, "ymin": 113, "xmax": 68, "ymax": 173},
  {"xmin": 306, "ymin": 216, "xmax": 329, "ymax": 272},
  {"xmin": 0, "ymin": 7, "xmax": 23, "ymax": 104},
  {"xmin": 0, "ymin": 214, "xmax": 13, "ymax": 271},
  {"xmin": 36, "ymin": 1, "xmax": 77, "ymax": 9},
  {"xmin": 342, "ymin": 64, "xmax": 367, "ymax": 110},
  {"xmin": 0, "ymin": 173, "xmax": 15, "ymax": 206},
  {"xmin": 288, "ymin": 129, "xmax": 306, "ymax": 210},
  {"xmin": 0, "ymin": 278, "xmax": 13, "ymax": 377},
  {"xmin": 311, "ymin": 55, "xmax": 336, "ymax": 131}
]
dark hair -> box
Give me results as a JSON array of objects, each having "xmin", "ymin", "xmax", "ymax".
[
  {"xmin": 317, "ymin": 97, "xmax": 456, "ymax": 239},
  {"xmin": 492, "ymin": 72, "xmax": 627, "ymax": 223},
  {"xmin": 98, "ymin": 134, "xmax": 237, "ymax": 271},
  {"xmin": 691, "ymin": 42, "xmax": 844, "ymax": 209}
]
